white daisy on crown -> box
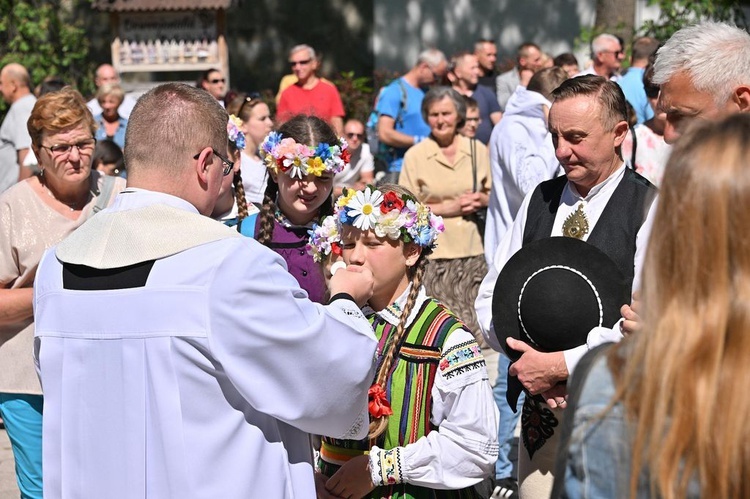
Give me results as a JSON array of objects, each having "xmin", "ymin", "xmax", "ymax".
[{"xmin": 307, "ymin": 186, "xmax": 445, "ymax": 263}]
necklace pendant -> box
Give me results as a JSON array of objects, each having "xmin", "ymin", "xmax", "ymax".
[{"xmin": 562, "ymin": 204, "xmax": 589, "ymax": 239}]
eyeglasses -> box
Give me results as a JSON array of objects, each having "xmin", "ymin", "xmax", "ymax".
[
  {"xmin": 193, "ymin": 148, "xmax": 234, "ymax": 176},
  {"xmin": 209, "ymin": 78, "xmax": 225, "ymax": 84},
  {"xmin": 465, "ymin": 117, "xmax": 480, "ymax": 123},
  {"xmin": 41, "ymin": 138, "xmax": 97, "ymax": 157},
  {"xmin": 345, "ymin": 132, "xmax": 364, "ymax": 140},
  {"xmin": 601, "ymin": 50, "xmax": 624, "ymax": 56},
  {"xmin": 289, "ymin": 59, "xmax": 312, "ymax": 67}
]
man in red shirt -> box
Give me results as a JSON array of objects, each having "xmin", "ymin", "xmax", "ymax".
[{"xmin": 277, "ymin": 44, "xmax": 345, "ymax": 136}]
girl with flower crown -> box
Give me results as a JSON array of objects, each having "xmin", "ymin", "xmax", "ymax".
[
  {"xmin": 308, "ymin": 184, "xmax": 498, "ymax": 499},
  {"xmin": 238, "ymin": 114, "xmax": 347, "ymax": 304}
]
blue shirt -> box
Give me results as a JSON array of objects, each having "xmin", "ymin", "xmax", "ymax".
[
  {"xmin": 617, "ymin": 67, "xmax": 654, "ymax": 125},
  {"xmin": 375, "ymin": 78, "xmax": 431, "ymax": 172},
  {"xmin": 94, "ymin": 115, "xmax": 128, "ymax": 150},
  {"xmin": 471, "ymin": 85, "xmax": 501, "ymax": 145}
]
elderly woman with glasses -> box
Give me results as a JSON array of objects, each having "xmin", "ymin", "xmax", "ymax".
[
  {"xmin": 398, "ymin": 86, "xmax": 491, "ymax": 344},
  {"xmin": 226, "ymin": 92, "xmax": 275, "ymax": 204},
  {"xmin": 0, "ymin": 87, "xmax": 124, "ymax": 499}
]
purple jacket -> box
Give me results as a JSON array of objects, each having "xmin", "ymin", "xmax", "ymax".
[{"xmin": 255, "ymin": 216, "xmax": 327, "ymax": 304}]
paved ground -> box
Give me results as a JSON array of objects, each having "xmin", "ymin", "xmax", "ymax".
[{"xmin": 0, "ymin": 348, "xmax": 509, "ymax": 497}]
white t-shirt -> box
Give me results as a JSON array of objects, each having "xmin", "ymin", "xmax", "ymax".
[{"xmin": 333, "ymin": 143, "xmax": 374, "ymax": 189}]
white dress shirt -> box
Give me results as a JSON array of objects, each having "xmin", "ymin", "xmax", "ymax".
[{"xmin": 475, "ymin": 165, "xmax": 656, "ymax": 374}]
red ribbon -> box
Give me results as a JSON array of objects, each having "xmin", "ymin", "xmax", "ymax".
[{"xmin": 368, "ymin": 383, "xmax": 393, "ymax": 418}]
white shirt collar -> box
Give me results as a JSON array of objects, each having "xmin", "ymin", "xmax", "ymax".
[
  {"xmin": 566, "ymin": 163, "xmax": 626, "ymax": 201},
  {"xmin": 364, "ymin": 284, "xmax": 429, "ymax": 328},
  {"xmin": 113, "ymin": 188, "xmax": 199, "ymax": 213}
]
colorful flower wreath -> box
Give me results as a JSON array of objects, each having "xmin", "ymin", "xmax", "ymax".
[
  {"xmin": 260, "ymin": 131, "xmax": 350, "ymax": 179},
  {"xmin": 307, "ymin": 186, "xmax": 445, "ymax": 262},
  {"xmin": 228, "ymin": 115, "xmax": 246, "ymax": 150}
]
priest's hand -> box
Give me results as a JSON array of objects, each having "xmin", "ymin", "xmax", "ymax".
[
  {"xmin": 506, "ymin": 337, "xmax": 568, "ymax": 395},
  {"xmin": 329, "ymin": 265, "xmax": 374, "ymax": 308},
  {"xmin": 325, "ymin": 454, "xmax": 375, "ymax": 499}
]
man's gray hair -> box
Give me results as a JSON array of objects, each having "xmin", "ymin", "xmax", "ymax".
[
  {"xmin": 289, "ymin": 44, "xmax": 316, "ymax": 61},
  {"xmin": 591, "ymin": 33, "xmax": 620, "ymax": 56},
  {"xmin": 417, "ymin": 48, "xmax": 447, "ymax": 69},
  {"xmin": 653, "ymin": 22, "xmax": 750, "ymax": 105}
]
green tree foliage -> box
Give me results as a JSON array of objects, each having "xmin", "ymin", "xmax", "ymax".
[
  {"xmin": 639, "ymin": 0, "xmax": 749, "ymax": 40},
  {"xmin": 0, "ymin": 0, "xmax": 94, "ymax": 111}
]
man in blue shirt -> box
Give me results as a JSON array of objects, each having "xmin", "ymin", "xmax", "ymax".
[
  {"xmin": 376, "ymin": 49, "xmax": 447, "ymax": 175},
  {"xmin": 618, "ymin": 37, "xmax": 660, "ymax": 124}
]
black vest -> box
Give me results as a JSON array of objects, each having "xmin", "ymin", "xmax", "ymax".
[{"xmin": 523, "ymin": 168, "xmax": 657, "ymax": 295}]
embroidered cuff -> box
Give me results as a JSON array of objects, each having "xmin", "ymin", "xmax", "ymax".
[
  {"xmin": 439, "ymin": 339, "xmax": 486, "ymax": 379},
  {"xmin": 369, "ymin": 446, "xmax": 404, "ymax": 486}
]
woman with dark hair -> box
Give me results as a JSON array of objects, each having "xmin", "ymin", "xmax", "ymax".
[
  {"xmin": 91, "ymin": 139, "xmax": 125, "ymax": 177},
  {"xmin": 244, "ymin": 114, "xmax": 345, "ymax": 303},
  {"xmin": 399, "ymin": 86, "xmax": 491, "ymax": 342}
]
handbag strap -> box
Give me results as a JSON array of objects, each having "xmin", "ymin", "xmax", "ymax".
[{"xmin": 470, "ymin": 138, "xmax": 478, "ymax": 192}]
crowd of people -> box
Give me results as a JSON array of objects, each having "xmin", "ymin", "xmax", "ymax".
[{"xmin": 1, "ymin": 19, "xmax": 750, "ymax": 499}]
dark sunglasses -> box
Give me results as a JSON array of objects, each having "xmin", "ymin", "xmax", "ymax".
[
  {"xmin": 289, "ymin": 59, "xmax": 312, "ymax": 67},
  {"xmin": 345, "ymin": 132, "xmax": 364, "ymax": 140},
  {"xmin": 209, "ymin": 78, "xmax": 226, "ymax": 84}
]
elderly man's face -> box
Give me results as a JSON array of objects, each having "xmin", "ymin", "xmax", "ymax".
[
  {"xmin": 0, "ymin": 69, "xmax": 13, "ymax": 103},
  {"xmin": 598, "ymin": 40, "xmax": 624, "ymax": 75},
  {"xmin": 289, "ymin": 49, "xmax": 317, "ymax": 83},
  {"xmin": 549, "ymin": 95, "xmax": 627, "ymax": 194},
  {"xmin": 658, "ymin": 70, "xmax": 734, "ymax": 144},
  {"xmin": 95, "ymin": 66, "xmax": 119, "ymax": 87}
]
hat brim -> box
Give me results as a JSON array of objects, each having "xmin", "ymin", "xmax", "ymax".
[{"xmin": 492, "ymin": 237, "xmax": 630, "ymax": 359}]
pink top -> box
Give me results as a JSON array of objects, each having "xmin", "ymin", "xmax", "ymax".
[{"xmin": 621, "ymin": 124, "xmax": 671, "ymax": 187}]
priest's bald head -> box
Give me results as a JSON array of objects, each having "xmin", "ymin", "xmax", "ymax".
[{"xmin": 125, "ymin": 83, "xmax": 229, "ymax": 216}]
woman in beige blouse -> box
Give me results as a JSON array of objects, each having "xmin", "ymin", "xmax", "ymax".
[
  {"xmin": 399, "ymin": 86, "xmax": 491, "ymax": 340},
  {"xmin": 0, "ymin": 87, "xmax": 124, "ymax": 497}
]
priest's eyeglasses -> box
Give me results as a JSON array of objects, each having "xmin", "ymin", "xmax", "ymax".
[{"xmin": 193, "ymin": 148, "xmax": 234, "ymax": 176}]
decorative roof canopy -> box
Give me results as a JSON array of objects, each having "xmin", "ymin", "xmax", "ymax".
[{"xmin": 93, "ymin": 0, "xmax": 233, "ymax": 12}]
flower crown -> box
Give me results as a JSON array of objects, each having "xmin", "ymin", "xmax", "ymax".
[
  {"xmin": 260, "ymin": 131, "xmax": 350, "ymax": 179},
  {"xmin": 228, "ymin": 115, "xmax": 246, "ymax": 150},
  {"xmin": 307, "ymin": 186, "xmax": 445, "ymax": 262}
]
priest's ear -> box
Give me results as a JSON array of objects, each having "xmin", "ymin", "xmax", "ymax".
[{"xmin": 732, "ymin": 85, "xmax": 750, "ymax": 113}]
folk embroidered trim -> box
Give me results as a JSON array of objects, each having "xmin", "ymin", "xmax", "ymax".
[
  {"xmin": 371, "ymin": 446, "xmax": 404, "ymax": 486},
  {"xmin": 438, "ymin": 340, "xmax": 486, "ymax": 378}
]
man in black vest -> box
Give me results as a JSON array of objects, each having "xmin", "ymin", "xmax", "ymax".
[{"xmin": 475, "ymin": 75, "xmax": 657, "ymax": 497}]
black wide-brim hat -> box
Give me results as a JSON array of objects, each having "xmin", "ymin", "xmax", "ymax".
[{"xmin": 492, "ymin": 237, "xmax": 630, "ymax": 408}]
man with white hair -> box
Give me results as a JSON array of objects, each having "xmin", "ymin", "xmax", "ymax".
[
  {"xmin": 277, "ymin": 44, "xmax": 346, "ymax": 136},
  {"xmin": 653, "ymin": 21, "xmax": 750, "ymax": 144},
  {"xmin": 576, "ymin": 33, "xmax": 625, "ymax": 81},
  {"xmin": 87, "ymin": 64, "xmax": 137, "ymax": 119}
]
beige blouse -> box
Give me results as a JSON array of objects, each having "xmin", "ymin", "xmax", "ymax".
[
  {"xmin": 0, "ymin": 172, "xmax": 124, "ymax": 394},
  {"xmin": 399, "ymin": 135, "xmax": 491, "ymax": 260}
]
